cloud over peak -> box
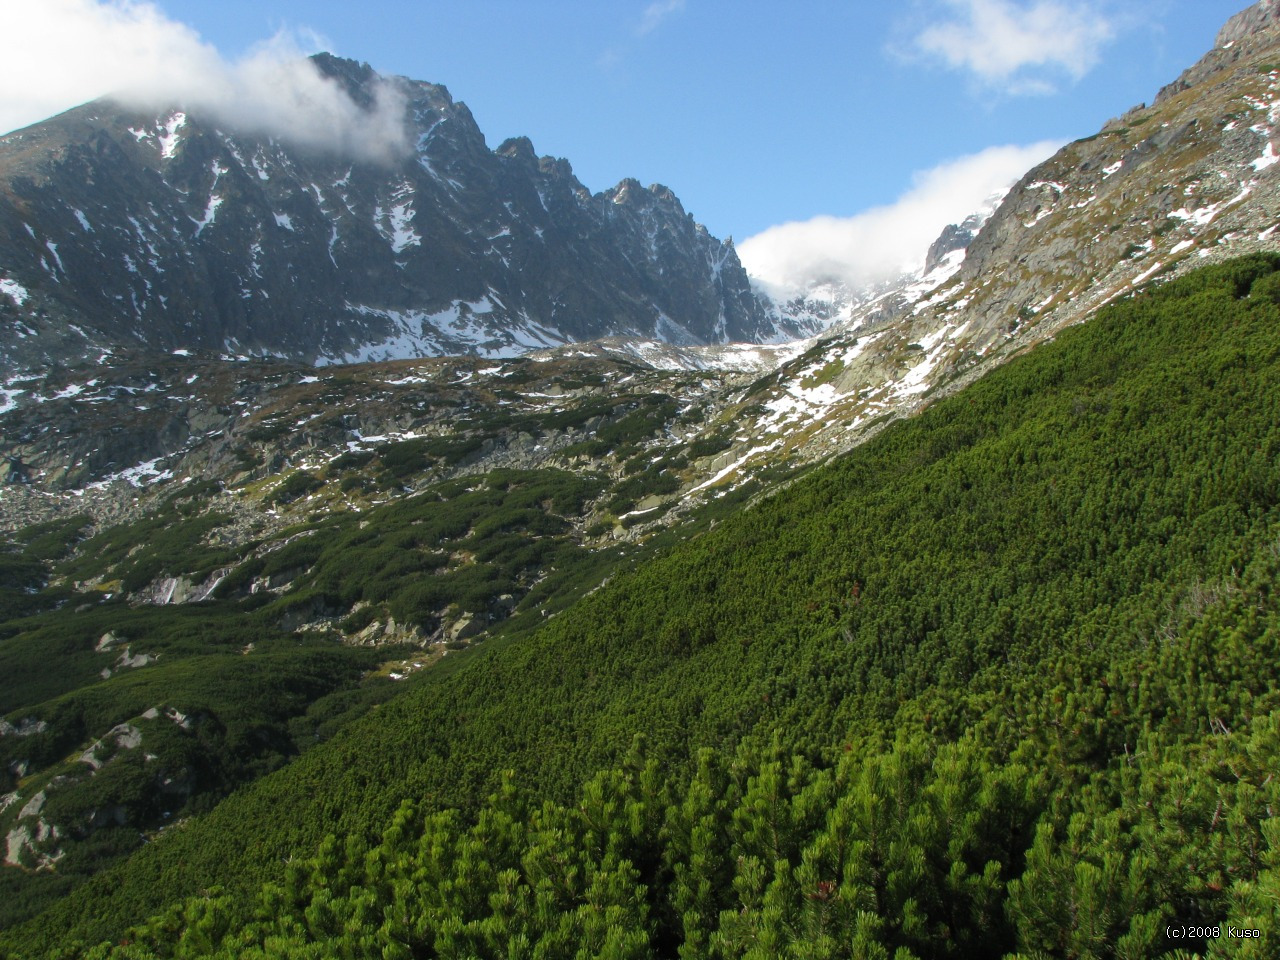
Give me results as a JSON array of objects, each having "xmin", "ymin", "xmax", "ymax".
[
  {"xmin": 738, "ymin": 141, "xmax": 1062, "ymax": 298},
  {"xmin": 0, "ymin": 0, "xmax": 409, "ymax": 162}
]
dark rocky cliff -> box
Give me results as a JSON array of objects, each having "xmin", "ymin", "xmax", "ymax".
[{"xmin": 0, "ymin": 55, "xmax": 798, "ymax": 372}]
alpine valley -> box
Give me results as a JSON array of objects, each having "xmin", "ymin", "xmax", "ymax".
[{"xmin": 3, "ymin": 4, "xmax": 1280, "ymax": 958}]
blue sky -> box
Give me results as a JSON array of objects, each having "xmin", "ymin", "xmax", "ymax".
[{"xmin": 2, "ymin": 0, "xmax": 1250, "ymax": 290}]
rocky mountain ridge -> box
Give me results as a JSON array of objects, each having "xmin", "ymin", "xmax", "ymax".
[{"xmin": 0, "ymin": 55, "xmax": 806, "ymax": 374}]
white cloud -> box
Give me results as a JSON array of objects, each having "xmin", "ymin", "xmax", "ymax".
[
  {"xmin": 738, "ymin": 141, "xmax": 1062, "ymax": 298},
  {"xmin": 637, "ymin": 0, "xmax": 686, "ymax": 36},
  {"xmin": 601, "ymin": 0, "xmax": 685, "ymax": 67},
  {"xmin": 0, "ymin": 0, "xmax": 409, "ymax": 161},
  {"xmin": 915, "ymin": 0, "xmax": 1114, "ymax": 93}
]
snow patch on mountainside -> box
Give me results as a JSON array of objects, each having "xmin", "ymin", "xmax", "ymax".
[
  {"xmin": 0, "ymin": 278, "xmax": 29, "ymax": 306},
  {"xmin": 158, "ymin": 112, "xmax": 187, "ymax": 159},
  {"xmin": 331, "ymin": 298, "xmax": 572, "ymax": 364},
  {"xmin": 375, "ymin": 182, "xmax": 421, "ymax": 254},
  {"xmin": 530, "ymin": 337, "xmax": 811, "ymax": 374}
]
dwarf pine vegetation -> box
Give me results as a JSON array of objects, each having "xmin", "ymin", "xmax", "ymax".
[{"xmin": 6, "ymin": 256, "xmax": 1280, "ymax": 958}]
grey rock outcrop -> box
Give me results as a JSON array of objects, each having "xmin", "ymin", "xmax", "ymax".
[
  {"xmin": 1218, "ymin": 0, "xmax": 1280, "ymax": 47},
  {"xmin": 1156, "ymin": 0, "xmax": 1280, "ymax": 104},
  {"xmin": 922, "ymin": 211, "xmax": 986, "ymax": 275}
]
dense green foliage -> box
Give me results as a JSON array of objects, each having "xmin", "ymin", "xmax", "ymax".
[
  {"xmin": 0, "ymin": 582, "xmax": 407, "ymax": 929},
  {"xmin": 0, "ymin": 468, "xmax": 633, "ymax": 929},
  {"xmin": 222, "ymin": 468, "xmax": 610, "ymax": 633},
  {"xmin": 57, "ymin": 506, "xmax": 240, "ymax": 594},
  {"xmin": 0, "ymin": 515, "xmax": 89, "ymax": 618},
  {"xmin": 8, "ymin": 256, "xmax": 1280, "ymax": 956}
]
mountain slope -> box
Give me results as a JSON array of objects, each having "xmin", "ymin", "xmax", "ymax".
[
  {"xmin": 9, "ymin": 255, "xmax": 1280, "ymax": 958},
  {"xmin": 0, "ymin": 55, "xmax": 798, "ymax": 372},
  {"xmin": 0, "ymin": 335, "xmax": 825, "ymax": 925},
  {"xmin": 689, "ymin": 2, "xmax": 1280, "ymax": 482}
]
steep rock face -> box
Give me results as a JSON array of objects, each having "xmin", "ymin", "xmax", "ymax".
[
  {"xmin": 947, "ymin": 2, "xmax": 1280, "ymax": 356},
  {"xmin": 922, "ymin": 209, "xmax": 988, "ymax": 275},
  {"xmin": 1156, "ymin": 0, "xmax": 1280, "ymax": 103},
  {"xmin": 1220, "ymin": 0, "xmax": 1280, "ymax": 44},
  {"xmin": 0, "ymin": 55, "xmax": 790, "ymax": 372}
]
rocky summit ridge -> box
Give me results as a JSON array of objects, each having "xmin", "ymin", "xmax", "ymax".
[{"xmin": 0, "ymin": 55, "xmax": 806, "ymax": 374}]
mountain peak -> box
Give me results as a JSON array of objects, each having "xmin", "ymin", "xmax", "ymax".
[
  {"xmin": 496, "ymin": 135, "xmax": 538, "ymax": 164},
  {"xmin": 609, "ymin": 177, "xmax": 644, "ymax": 203},
  {"xmin": 648, "ymin": 183, "xmax": 682, "ymax": 208},
  {"xmin": 1217, "ymin": 0, "xmax": 1280, "ymax": 47},
  {"xmin": 308, "ymin": 52, "xmax": 383, "ymax": 108},
  {"xmin": 604, "ymin": 180, "xmax": 687, "ymax": 218},
  {"xmin": 1157, "ymin": 1, "xmax": 1280, "ymax": 104}
]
